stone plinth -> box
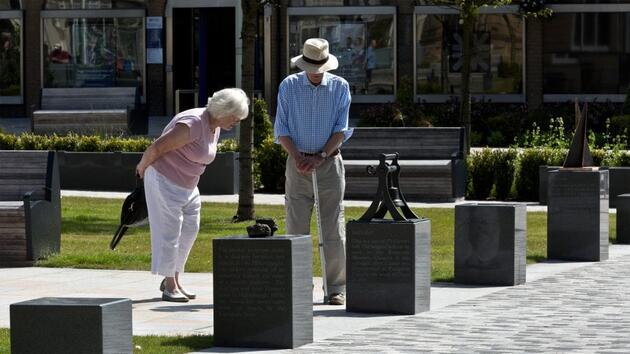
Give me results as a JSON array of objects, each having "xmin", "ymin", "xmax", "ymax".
[
  {"xmin": 454, "ymin": 203, "xmax": 527, "ymax": 286},
  {"xmin": 213, "ymin": 235, "xmax": 312, "ymax": 349},
  {"xmin": 548, "ymin": 169, "xmax": 609, "ymax": 261},
  {"xmin": 10, "ymin": 297, "xmax": 132, "ymax": 354},
  {"xmin": 617, "ymin": 194, "xmax": 630, "ymax": 244},
  {"xmin": 346, "ymin": 219, "xmax": 431, "ymax": 315},
  {"xmin": 539, "ymin": 166, "xmax": 560, "ymax": 205},
  {"xmin": 609, "ymin": 167, "xmax": 630, "ymax": 209}
]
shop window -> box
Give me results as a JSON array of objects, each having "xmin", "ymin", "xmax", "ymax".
[
  {"xmin": 0, "ymin": 0, "xmax": 20, "ymax": 10},
  {"xmin": 544, "ymin": 12, "xmax": 630, "ymax": 94},
  {"xmin": 43, "ymin": 17, "xmax": 144, "ymax": 90},
  {"xmin": 289, "ymin": 1, "xmax": 387, "ymax": 5},
  {"xmin": 0, "ymin": 16, "xmax": 21, "ymax": 101},
  {"xmin": 45, "ymin": 0, "xmax": 145, "ymax": 9},
  {"xmin": 288, "ymin": 12, "xmax": 395, "ymax": 96},
  {"xmin": 415, "ymin": 12, "xmax": 523, "ymax": 96}
]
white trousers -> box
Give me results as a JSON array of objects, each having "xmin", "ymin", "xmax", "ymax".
[{"xmin": 144, "ymin": 166, "xmax": 201, "ymax": 277}]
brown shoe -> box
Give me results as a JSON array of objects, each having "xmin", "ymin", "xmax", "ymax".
[{"xmin": 328, "ymin": 292, "xmax": 345, "ymax": 305}]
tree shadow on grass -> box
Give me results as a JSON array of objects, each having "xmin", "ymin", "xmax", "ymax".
[
  {"xmin": 527, "ymin": 255, "xmax": 547, "ymax": 263},
  {"xmin": 159, "ymin": 335, "xmax": 214, "ymax": 351}
]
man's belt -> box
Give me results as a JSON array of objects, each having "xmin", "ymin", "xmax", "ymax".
[{"xmin": 301, "ymin": 149, "xmax": 340, "ymax": 157}]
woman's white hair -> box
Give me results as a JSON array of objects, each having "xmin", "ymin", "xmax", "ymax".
[{"xmin": 206, "ymin": 88, "xmax": 249, "ymax": 120}]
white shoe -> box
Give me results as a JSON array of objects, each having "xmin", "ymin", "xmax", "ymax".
[
  {"xmin": 162, "ymin": 288, "xmax": 189, "ymax": 302},
  {"xmin": 178, "ymin": 287, "xmax": 196, "ymax": 300},
  {"xmin": 160, "ymin": 278, "xmax": 196, "ymax": 299}
]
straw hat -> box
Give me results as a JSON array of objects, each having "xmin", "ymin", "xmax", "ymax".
[{"xmin": 291, "ymin": 38, "xmax": 338, "ymax": 73}]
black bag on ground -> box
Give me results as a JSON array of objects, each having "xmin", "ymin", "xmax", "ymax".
[{"xmin": 110, "ymin": 177, "xmax": 148, "ymax": 250}]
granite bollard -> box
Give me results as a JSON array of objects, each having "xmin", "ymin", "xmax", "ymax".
[
  {"xmin": 454, "ymin": 203, "xmax": 527, "ymax": 286},
  {"xmin": 347, "ymin": 219, "xmax": 431, "ymax": 315},
  {"xmin": 213, "ymin": 235, "xmax": 312, "ymax": 349},
  {"xmin": 10, "ymin": 297, "xmax": 132, "ymax": 354},
  {"xmin": 547, "ymin": 169, "xmax": 609, "ymax": 261},
  {"xmin": 617, "ymin": 194, "xmax": 630, "ymax": 244}
]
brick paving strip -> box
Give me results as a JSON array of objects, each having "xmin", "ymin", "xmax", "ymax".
[{"xmin": 294, "ymin": 253, "xmax": 630, "ymax": 353}]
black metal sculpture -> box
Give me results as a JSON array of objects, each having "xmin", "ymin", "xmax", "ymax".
[
  {"xmin": 246, "ymin": 217, "xmax": 278, "ymax": 238},
  {"xmin": 563, "ymin": 101, "xmax": 594, "ymax": 168},
  {"xmin": 359, "ymin": 153, "xmax": 420, "ymax": 221}
]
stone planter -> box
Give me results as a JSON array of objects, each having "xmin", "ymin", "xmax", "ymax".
[{"xmin": 56, "ymin": 151, "xmax": 238, "ymax": 194}]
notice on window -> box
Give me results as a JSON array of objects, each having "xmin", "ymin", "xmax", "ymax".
[{"xmin": 146, "ymin": 17, "xmax": 163, "ymax": 64}]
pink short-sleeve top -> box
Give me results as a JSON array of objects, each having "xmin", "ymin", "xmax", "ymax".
[{"xmin": 151, "ymin": 108, "xmax": 221, "ymax": 189}]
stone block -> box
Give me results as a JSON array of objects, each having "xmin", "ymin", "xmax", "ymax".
[
  {"xmin": 548, "ymin": 169, "xmax": 609, "ymax": 261},
  {"xmin": 346, "ymin": 219, "xmax": 431, "ymax": 315},
  {"xmin": 609, "ymin": 167, "xmax": 630, "ymax": 209},
  {"xmin": 455, "ymin": 203, "xmax": 527, "ymax": 286},
  {"xmin": 539, "ymin": 166, "xmax": 560, "ymax": 205},
  {"xmin": 10, "ymin": 297, "xmax": 132, "ymax": 354},
  {"xmin": 213, "ymin": 235, "xmax": 312, "ymax": 349},
  {"xmin": 617, "ymin": 194, "xmax": 630, "ymax": 244}
]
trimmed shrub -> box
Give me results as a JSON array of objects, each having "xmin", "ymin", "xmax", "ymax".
[
  {"xmin": 253, "ymin": 98, "xmax": 273, "ymax": 149},
  {"xmin": 493, "ymin": 149, "xmax": 518, "ymax": 200},
  {"xmin": 514, "ymin": 148, "xmax": 565, "ymax": 201},
  {"xmin": 254, "ymin": 137, "xmax": 287, "ymax": 193},
  {"xmin": 468, "ymin": 149, "xmax": 495, "ymax": 200}
]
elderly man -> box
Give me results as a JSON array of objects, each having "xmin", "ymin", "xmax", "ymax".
[{"xmin": 274, "ymin": 38, "xmax": 352, "ymax": 305}]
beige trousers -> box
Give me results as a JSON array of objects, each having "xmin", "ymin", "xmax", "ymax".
[{"xmin": 285, "ymin": 155, "xmax": 346, "ymax": 294}]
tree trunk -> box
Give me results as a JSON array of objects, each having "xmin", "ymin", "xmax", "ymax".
[
  {"xmin": 460, "ymin": 14, "xmax": 474, "ymax": 154},
  {"xmin": 236, "ymin": 0, "xmax": 258, "ymax": 221}
]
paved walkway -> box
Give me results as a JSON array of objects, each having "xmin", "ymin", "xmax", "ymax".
[{"xmin": 287, "ymin": 246, "xmax": 630, "ymax": 354}]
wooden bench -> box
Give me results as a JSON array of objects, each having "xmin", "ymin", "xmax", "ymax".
[
  {"xmin": 342, "ymin": 127, "xmax": 466, "ymax": 201},
  {"xmin": 33, "ymin": 87, "xmax": 142, "ymax": 135},
  {"xmin": 0, "ymin": 150, "xmax": 61, "ymax": 267}
]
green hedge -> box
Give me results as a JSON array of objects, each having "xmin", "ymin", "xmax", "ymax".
[
  {"xmin": 468, "ymin": 147, "xmax": 630, "ymax": 201},
  {"xmin": 0, "ymin": 132, "xmax": 238, "ymax": 153}
]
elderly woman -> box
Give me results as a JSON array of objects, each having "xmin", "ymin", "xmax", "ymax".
[{"xmin": 136, "ymin": 88, "xmax": 249, "ymax": 302}]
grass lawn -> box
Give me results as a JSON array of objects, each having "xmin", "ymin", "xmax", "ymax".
[
  {"xmin": 0, "ymin": 328, "xmax": 212, "ymax": 354},
  {"xmin": 39, "ymin": 197, "xmax": 618, "ymax": 282}
]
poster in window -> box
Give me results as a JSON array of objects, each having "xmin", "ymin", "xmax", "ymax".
[{"xmin": 146, "ymin": 16, "xmax": 163, "ymax": 64}]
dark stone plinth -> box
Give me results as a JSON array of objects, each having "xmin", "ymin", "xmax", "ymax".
[
  {"xmin": 10, "ymin": 297, "xmax": 132, "ymax": 354},
  {"xmin": 609, "ymin": 167, "xmax": 630, "ymax": 209},
  {"xmin": 548, "ymin": 169, "xmax": 609, "ymax": 261},
  {"xmin": 617, "ymin": 194, "xmax": 630, "ymax": 244},
  {"xmin": 454, "ymin": 203, "xmax": 527, "ymax": 286},
  {"xmin": 541, "ymin": 167, "xmax": 630, "ymax": 208},
  {"xmin": 213, "ymin": 235, "xmax": 312, "ymax": 349},
  {"xmin": 346, "ymin": 219, "xmax": 431, "ymax": 315},
  {"xmin": 539, "ymin": 166, "xmax": 560, "ymax": 205}
]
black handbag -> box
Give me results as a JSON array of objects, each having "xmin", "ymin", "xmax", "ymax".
[{"xmin": 110, "ymin": 177, "xmax": 148, "ymax": 250}]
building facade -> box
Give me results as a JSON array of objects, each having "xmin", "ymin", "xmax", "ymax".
[{"xmin": 1, "ymin": 0, "xmax": 629, "ymax": 122}]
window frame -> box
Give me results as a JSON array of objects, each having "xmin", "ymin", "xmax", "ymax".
[
  {"xmin": 40, "ymin": 8, "xmax": 146, "ymax": 101},
  {"xmin": 544, "ymin": 4, "xmax": 630, "ymax": 102},
  {"xmin": 287, "ymin": 6, "xmax": 397, "ymax": 103},
  {"xmin": 0, "ymin": 9, "xmax": 23, "ymax": 104},
  {"xmin": 414, "ymin": 5, "xmax": 526, "ymax": 103}
]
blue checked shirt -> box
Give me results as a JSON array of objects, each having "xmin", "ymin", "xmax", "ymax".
[{"xmin": 274, "ymin": 72, "xmax": 352, "ymax": 154}]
